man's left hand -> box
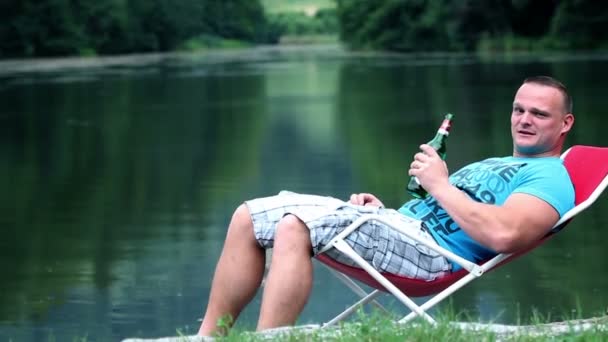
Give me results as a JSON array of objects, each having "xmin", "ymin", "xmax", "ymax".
[{"xmin": 349, "ymin": 193, "xmax": 384, "ymax": 207}]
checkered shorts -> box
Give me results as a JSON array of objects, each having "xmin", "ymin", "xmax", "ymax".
[{"xmin": 245, "ymin": 191, "xmax": 451, "ymax": 280}]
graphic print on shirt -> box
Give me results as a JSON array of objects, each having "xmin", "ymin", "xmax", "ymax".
[{"xmin": 403, "ymin": 159, "xmax": 527, "ymax": 236}]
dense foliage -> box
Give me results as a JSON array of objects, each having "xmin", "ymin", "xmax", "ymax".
[
  {"xmin": 335, "ymin": 0, "xmax": 608, "ymax": 52},
  {"xmin": 3, "ymin": 0, "xmax": 608, "ymax": 58},
  {"xmin": 0, "ymin": 0, "xmax": 277, "ymax": 57},
  {"xmin": 268, "ymin": 8, "xmax": 338, "ymax": 37}
]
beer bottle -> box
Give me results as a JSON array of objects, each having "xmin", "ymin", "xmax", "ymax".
[{"xmin": 407, "ymin": 113, "xmax": 454, "ymax": 199}]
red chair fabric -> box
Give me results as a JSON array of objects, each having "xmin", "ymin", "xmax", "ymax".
[{"xmin": 563, "ymin": 146, "xmax": 608, "ymax": 205}]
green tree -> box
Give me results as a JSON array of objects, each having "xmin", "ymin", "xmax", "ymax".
[
  {"xmin": 202, "ymin": 0, "xmax": 268, "ymax": 42},
  {"xmin": 0, "ymin": 0, "xmax": 274, "ymax": 58},
  {"xmin": 448, "ymin": 0, "xmax": 513, "ymax": 50},
  {"xmin": 0, "ymin": 0, "xmax": 84, "ymax": 57},
  {"xmin": 337, "ymin": 0, "xmax": 454, "ymax": 51},
  {"xmin": 335, "ymin": 0, "xmax": 608, "ymax": 52},
  {"xmin": 549, "ymin": 0, "xmax": 608, "ymax": 49},
  {"xmin": 71, "ymin": 0, "xmax": 130, "ymax": 54}
]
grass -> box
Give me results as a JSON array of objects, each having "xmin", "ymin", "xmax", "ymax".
[{"xmin": 197, "ymin": 309, "xmax": 608, "ymax": 342}]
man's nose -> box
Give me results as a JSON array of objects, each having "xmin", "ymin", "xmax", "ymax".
[{"xmin": 519, "ymin": 112, "xmax": 533, "ymax": 125}]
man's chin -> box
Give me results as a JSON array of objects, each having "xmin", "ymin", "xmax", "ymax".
[{"xmin": 515, "ymin": 144, "xmax": 545, "ymax": 156}]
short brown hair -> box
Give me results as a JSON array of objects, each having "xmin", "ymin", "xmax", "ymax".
[{"xmin": 524, "ymin": 76, "xmax": 573, "ymax": 113}]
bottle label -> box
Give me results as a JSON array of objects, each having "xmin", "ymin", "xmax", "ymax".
[{"xmin": 438, "ymin": 119, "xmax": 451, "ymax": 135}]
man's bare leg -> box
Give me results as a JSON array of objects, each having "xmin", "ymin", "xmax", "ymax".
[
  {"xmin": 198, "ymin": 204, "xmax": 265, "ymax": 336},
  {"xmin": 257, "ymin": 214, "xmax": 313, "ymax": 330}
]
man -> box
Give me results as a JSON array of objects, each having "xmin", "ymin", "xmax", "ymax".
[{"xmin": 198, "ymin": 76, "xmax": 575, "ymax": 336}]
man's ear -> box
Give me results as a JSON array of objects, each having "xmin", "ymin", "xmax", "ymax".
[{"xmin": 561, "ymin": 113, "xmax": 574, "ymax": 135}]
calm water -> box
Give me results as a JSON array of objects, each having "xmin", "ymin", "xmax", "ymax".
[{"xmin": 1, "ymin": 46, "xmax": 607, "ymax": 341}]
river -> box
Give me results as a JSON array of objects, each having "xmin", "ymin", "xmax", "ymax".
[{"xmin": 1, "ymin": 45, "xmax": 607, "ymax": 341}]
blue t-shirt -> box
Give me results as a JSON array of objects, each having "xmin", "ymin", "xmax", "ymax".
[{"xmin": 398, "ymin": 156, "xmax": 574, "ymax": 270}]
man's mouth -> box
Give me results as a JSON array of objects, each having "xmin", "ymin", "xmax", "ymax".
[{"xmin": 517, "ymin": 130, "xmax": 535, "ymax": 136}]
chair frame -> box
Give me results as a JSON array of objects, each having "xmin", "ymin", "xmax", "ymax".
[{"xmin": 316, "ymin": 145, "xmax": 608, "ymax": 327}]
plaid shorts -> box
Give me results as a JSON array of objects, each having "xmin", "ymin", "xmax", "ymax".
[{"xmin": 245, "ymin": 191, "xmax": 451, "ymax": 280}]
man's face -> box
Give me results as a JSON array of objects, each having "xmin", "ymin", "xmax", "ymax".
[{"xmin": 510, "ymin": 82, "xmax": 573, "ymax": 157}]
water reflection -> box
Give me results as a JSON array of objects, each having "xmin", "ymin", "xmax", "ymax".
[{"xmin": 0, "ymin": 47, "xmax": 607, "ymax": 341}]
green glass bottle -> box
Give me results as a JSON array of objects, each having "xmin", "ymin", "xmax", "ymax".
[{"xmin": 407, "ymin": 113, "xmax": 454, "ymax": 199}]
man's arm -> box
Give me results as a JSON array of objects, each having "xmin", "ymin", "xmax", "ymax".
[
  {"xmin": 430, "ymin": 187, "xmax": 558, "ymax": 253},
  {"xmin": 410, "ymin": 144, "xmax": 560, "ymax": 253}
]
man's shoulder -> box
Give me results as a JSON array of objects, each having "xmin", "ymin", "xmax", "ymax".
[
  {"xmin": 459, "ymin": 156, "xmax": 532, "ymax": 170},
  {"xmin": 518, "ymin": 157, "xmax": 568, "ymax": 174}
]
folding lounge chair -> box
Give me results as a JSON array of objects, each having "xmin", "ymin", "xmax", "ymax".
[{"xmin": 315, "ymin": 145, "xmax": 608, "ymax": 327}]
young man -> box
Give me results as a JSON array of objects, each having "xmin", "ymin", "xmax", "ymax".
[{"xmin": 198, "ymin": 76, "xmax": 575, "ymax": 336}]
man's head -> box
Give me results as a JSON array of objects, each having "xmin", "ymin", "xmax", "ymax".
[{"xmin": 511, "ymin": 76, "xmax": 575, "ymax": 157}]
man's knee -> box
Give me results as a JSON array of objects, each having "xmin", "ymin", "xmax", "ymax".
[
  {"xmin": 232, "ymin": 203, "xmax": 253, "ymax": 226},
  {"xmin": 227, "ymin": 203, "xmax": 255, "ymax": 241},
  {"xmin": 275, "ymin": 215, "xmax": 312, "ymax": 253}
]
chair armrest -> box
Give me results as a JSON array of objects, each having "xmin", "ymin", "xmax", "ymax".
[{"xmin": 317, "ymin": 214, "xmax": 484, "ymax": 276}]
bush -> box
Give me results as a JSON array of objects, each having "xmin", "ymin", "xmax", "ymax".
[{"xmin": 267, "ymin": 8, "xmax": 338, "ymax": 38}]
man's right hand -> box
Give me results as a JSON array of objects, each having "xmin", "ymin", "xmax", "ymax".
[{"xmin": 409, "ymin": 144, "xmax": 451, "ymax": 196}]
